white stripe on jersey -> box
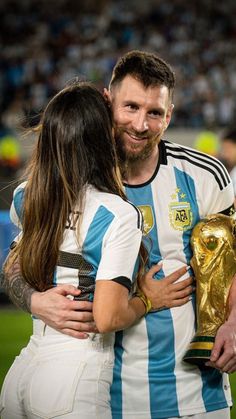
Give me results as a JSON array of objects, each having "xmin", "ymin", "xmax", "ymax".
[
  {"xmin": 165, "ymin": 141, "xmax": 231, "ymax": 190},
  {"xmin": 171, "ymin": 303, "xmax": 206, "ymax": 415},
  {"xmin": 121, "ymin": 319, "xmax": 151, "ymax": 419}
]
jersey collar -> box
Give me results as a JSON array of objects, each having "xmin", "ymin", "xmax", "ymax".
[{"xmin": 124, "ymin": 139, "xmax": 167, "ymax": 188}]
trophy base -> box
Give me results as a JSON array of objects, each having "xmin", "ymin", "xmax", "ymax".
[{"xmin": 183, "ymin": 335, "xmax": 215, "ymax": 367}]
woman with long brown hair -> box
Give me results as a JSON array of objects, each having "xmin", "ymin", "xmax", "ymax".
[{"xmin": 0, "ymin": 81, "xmax": 149, "ymax": 419}]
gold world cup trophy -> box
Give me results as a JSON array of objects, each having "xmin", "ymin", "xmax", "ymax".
[{"xmin": 183, "ymin": 213, "xmax": 236, "ymax": 366}]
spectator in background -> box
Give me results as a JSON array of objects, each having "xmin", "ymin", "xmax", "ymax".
[
  {"xmin": 0, "ymin": 118, "xmax": 22, "ymax": 279},
  {"xmin": 0, "ymin": 119, "xmax": 22, "ymax": 209},
  {"xmin": 0, "ymin": 128, "xmax": 21, "ymax": 176},
  {"xmin": 193, "ymin": 129, "xmax": 220, "ymax": 157},
  {"xmin": 220, "ymin": 128, "xmax": 236, "ymax": 202}
]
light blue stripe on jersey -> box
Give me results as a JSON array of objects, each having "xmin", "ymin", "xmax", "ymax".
[
  {"xmin": 111, "ymin": 331, "xmax": 124, "ymax": 419},
  {"xmin": 126, "ymin": 184, "xmax": 179, "ymax": 417},
  {"xmin": 13, "ymin": 186, "xmax": 25, "ymax": 223},
  {"xmin": 146, "ymin": 310, "xmax": 179, "ymax": 416},
  {"xmin": 174, "ymin": 167, "xmax": 200, "ymax": 265},
  {"xmin": 173, "ymin": 167, "xmax": 198, "ymax": 357},
  {"xmin": 201, "ymin": 369, "xmax": 227, "ymax": 411},
  {"xmin": 174, "ymin": 167, "xmax": 227, "ymax": 410},
  {"xmin": 82, "ymin": 205, "xmax": 115, "ymax": 276},
  {"xmin": 125, "ymin": 185, "xmax": 162, "ymax": 269},
  {"xmin": 174, "ymin": 167, "xmax": 198, "ymax": 328}
]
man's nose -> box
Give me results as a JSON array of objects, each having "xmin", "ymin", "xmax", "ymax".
[{"xmin": 131, "ymin": 112, "xmax": 148, "ymax": 133}]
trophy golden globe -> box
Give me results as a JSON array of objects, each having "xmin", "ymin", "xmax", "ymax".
[{"xmin": 183, "ymin": 213, "xmax": 236, "ymax": 366}]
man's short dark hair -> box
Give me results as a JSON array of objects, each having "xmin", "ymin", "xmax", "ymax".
[{"xmin": 110, "ymin": 50, "xmax": 175, "ymax": 100}]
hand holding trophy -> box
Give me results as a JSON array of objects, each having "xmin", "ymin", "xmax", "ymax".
[{"xmin": 183, "ymin": 213, "xmax": 236, "ymax": 366}]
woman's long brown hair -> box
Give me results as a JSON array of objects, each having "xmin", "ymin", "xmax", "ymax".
[{"xmin": 14, "ymin": 82, "xmax": 127, "ymax": 291}]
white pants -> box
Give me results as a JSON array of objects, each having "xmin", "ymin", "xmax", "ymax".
[
  {"xmin": 169, "ymin": 408, "xmax": 230, "ymax": 418},
  {"xmin": 0, "ymin": 319, "xmax": 114, "ymax": 419}
]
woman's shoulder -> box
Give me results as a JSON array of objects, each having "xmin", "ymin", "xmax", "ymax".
[
  {"xmin": 87, "ymin": 186, "xmax": 142, "ymax": 227},
  {"xmin": 13, "ymin": 181, "xmax": 27, "ymax": 195}
]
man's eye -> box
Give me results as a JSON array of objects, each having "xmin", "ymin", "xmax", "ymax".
[
  {"xmin": 149, "ymin": 111, "xmax": 162, "ymax": 118},
  {"xmin": 127, "ymin": 104, "xmax": 138, "ymax": 110}
]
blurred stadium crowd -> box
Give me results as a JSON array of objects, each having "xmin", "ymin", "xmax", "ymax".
[{"xmin": 1, "ymin": 0, "xmax": 236, "ymax": 132}]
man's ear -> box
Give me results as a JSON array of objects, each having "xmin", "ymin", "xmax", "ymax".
[
  {"xmin": 103, "ymin": 88, "xmax": 111, "ymax": 103},
  {"xmin": 165, "ymin": 103, "xmax": 174, "ymax": 128}
]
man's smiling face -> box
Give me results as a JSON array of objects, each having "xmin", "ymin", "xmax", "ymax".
[{"xmin": 110, "ymin": 75, "xmax": 173, "ymax": 162}]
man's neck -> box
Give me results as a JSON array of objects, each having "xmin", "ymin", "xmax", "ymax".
[{"xmin": 122, "ymin": 146, "xmax": 159, "ymax": 185}]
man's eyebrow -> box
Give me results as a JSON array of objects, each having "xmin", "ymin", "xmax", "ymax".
[{"xmin": 122, "ymin": 100, "xmax": 138, "ymax": 105}]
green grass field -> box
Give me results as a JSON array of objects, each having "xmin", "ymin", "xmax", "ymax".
[
  {"xmin": 0, "ymin": 309, "xmax": 33, "ymax": 386},
  {"xmin": 0, "ymin": 308, "xmax": 236, "ymax": 418}
]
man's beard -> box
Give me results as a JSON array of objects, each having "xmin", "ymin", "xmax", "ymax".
[{"xmin": 115, "ymin": 129, "xmax": 160, "ymax": 164}]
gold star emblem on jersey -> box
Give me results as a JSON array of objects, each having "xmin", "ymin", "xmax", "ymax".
[
  {"xmin": 138, "ymin": 205, "xmax": 154, "ymax": 235},
  {"xmin": 169, "ymin": 187, "xmax": 193, "ymax": 231}
]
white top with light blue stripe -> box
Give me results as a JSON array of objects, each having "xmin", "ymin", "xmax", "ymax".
[
  {"xmin": 111, "ymin": 140, "xmax": 234, "ymax": 419},
  {"xmin": 10, "ymin": 183, "xmax": 142, "ymax": 295}
]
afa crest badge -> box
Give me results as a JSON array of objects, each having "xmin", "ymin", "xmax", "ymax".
[{"xmin": 169, "ymin": 188, "xmax": 193, "ymax": 231}]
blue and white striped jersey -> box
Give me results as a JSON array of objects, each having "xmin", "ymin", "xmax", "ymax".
[
  {"xmin": 10, "ymin": 183, "xmax": 143, "ymax": 296},
  {"xmin": 111, "ymin": 140, "xmax": 234, "ymax": 418}
]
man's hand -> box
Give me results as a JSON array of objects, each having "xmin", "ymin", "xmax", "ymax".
[
  {"xmin": 138, "ymin": 264, "xmax": 193, "ymax": 311},
  {"xmin": 205, "ymin": 319, "xmax": 236, "ymax": 373},
  {"xmin": 31, "ymin": 285, "xmax": 97, "ymax": 339},
  {"xmin": 205, "ymin": 275, "xmax": 236, "ymax": 373}
]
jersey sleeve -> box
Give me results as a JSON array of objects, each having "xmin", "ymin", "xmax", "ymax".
[
  {"xmin": 200, "ymin": 164, "xmax": 235, "ymax": 217},
  {"xmin": 96, "ymin": 205, "xmax": 143, "ymax": 290},
  {"xmin": 10, "ymin": 181, "xmax": 26, "ymax": 228}
]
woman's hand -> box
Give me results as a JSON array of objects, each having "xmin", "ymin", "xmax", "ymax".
[{"xmin": 138, "ymin": 264, "xmax": 194, "ymax": 311}]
